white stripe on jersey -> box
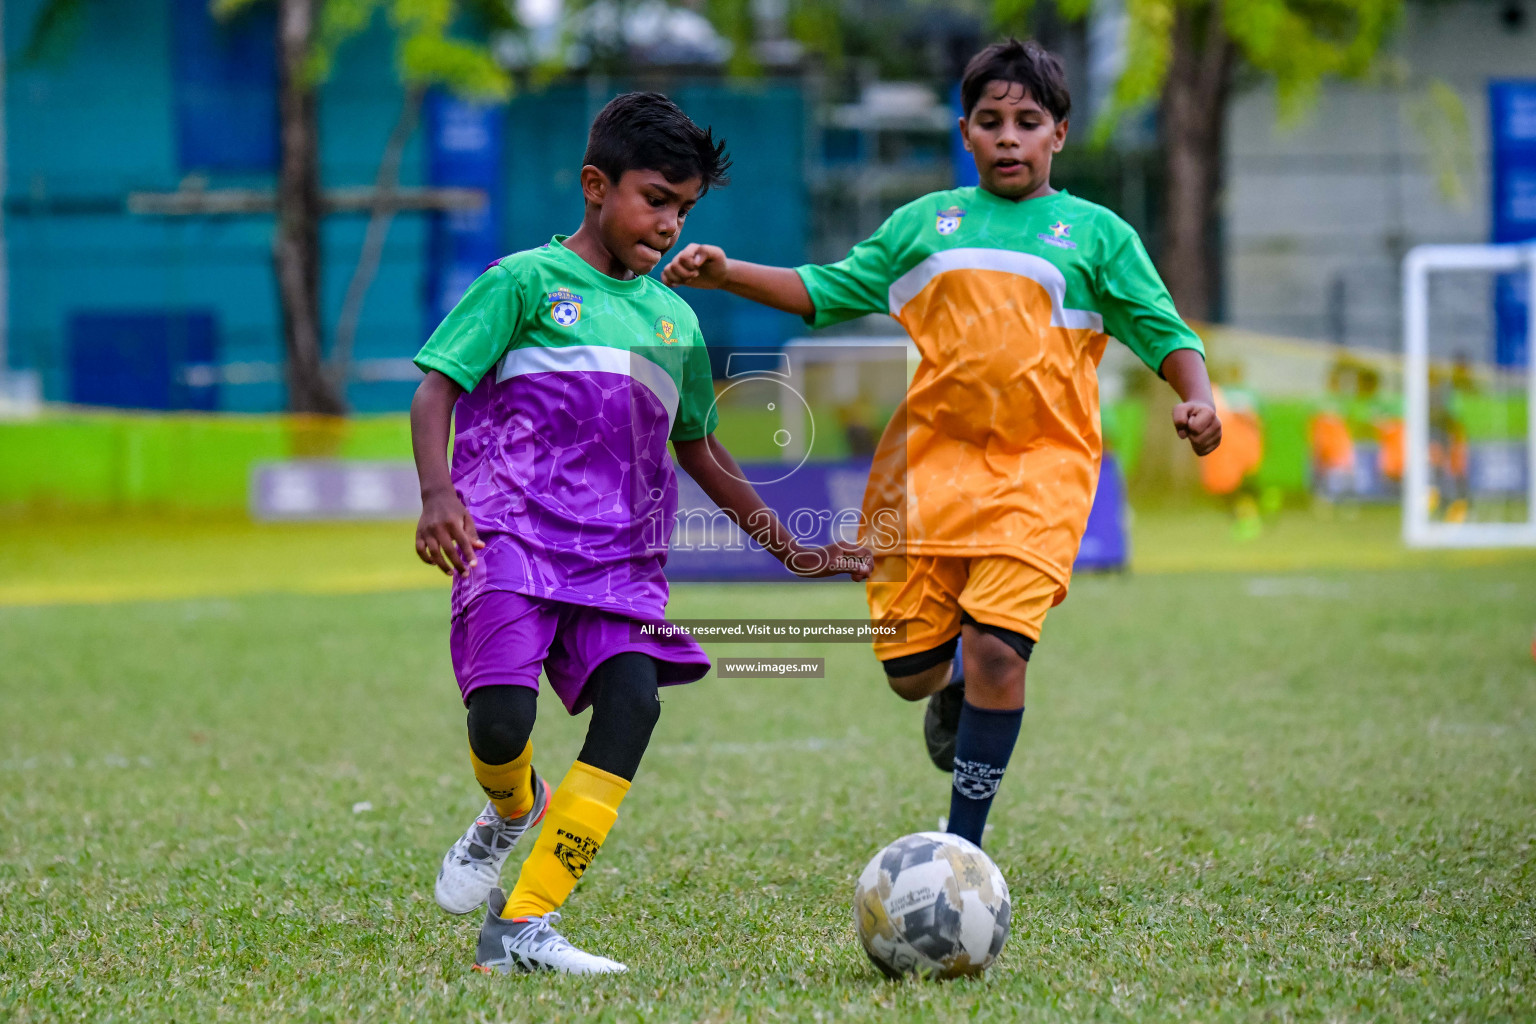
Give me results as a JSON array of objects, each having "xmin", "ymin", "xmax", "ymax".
[
  {"xmin": 495, "ymin": 344, "xmax": 681, "ymax": 429},
  {"xmin": 886, "ymin": 247, "xmax": 1105, "ymax": 332}
]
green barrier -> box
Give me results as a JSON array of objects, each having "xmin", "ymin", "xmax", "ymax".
[
  {"xmin": 1453, "ymin": 394, "xmax": 1528, "ymax": 441},
  {"xmin": 1, "ymin": 392, "xmax": 1520, "ymax": 515},
  {"xmin": 1101, "ymin": 398, "xmax": 1148, "ymax": 480},
  {"xmin": 0, "ymin": 413, "xmax": 412, "ymax": 515},
  {"xmin": 1251, "ymin": 400, "xmax": 1314, "ymax": 495},
  {"xmin": 2, "ymin": 401, "xmax": 1162, "ymax": 515}
]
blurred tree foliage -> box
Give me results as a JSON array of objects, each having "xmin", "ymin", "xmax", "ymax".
[
  {"xmin": 552, "ymin": 0, "xmax": 992, "ymax": 84},
  {"xmin": 992, "ymin": 0, "xmax": 1403, "ymax": 323},
  {"xmin": 212, "ymin": 0, "xmax": 514, "ymax": 93},
  {"xmin": 659, "ymin": 0, "xmax": 1403, "ymax": 323}
]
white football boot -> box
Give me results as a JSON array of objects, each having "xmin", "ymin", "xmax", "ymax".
[
  {"xmin": 435, "ymin": 769, "xmax": 551, "ymax": 915},
  {"xmin": 473, "ymin": 888, "xmax": 627, "ymax": 975}
]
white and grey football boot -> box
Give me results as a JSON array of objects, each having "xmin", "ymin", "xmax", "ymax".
[
  {"xmin": 435, "ymin": 769, "xmax": 551, "ymax": 915},
  {"xmin": 473, "ymin": 888, "xmax": 627, "ymax": 975}
]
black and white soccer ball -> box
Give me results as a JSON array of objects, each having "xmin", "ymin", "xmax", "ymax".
[{"xmin": 853, "ymin": 831, "xmax": 1010, "ymax": 979}]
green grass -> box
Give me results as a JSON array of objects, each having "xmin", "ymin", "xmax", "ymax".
[
  {"xmin": 4, "ymin": 504, "xmax": 1532, "ymax": 608},
  {"xmin": 2, "ymin": 550, "xmax": 1534, "ymax": 1020}
]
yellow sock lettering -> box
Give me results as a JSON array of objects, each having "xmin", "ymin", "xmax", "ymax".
[
  {"xmin": 503, "ymin": 761, "xmax": 630, "ymax": 919},
  {"xmin": 470, "ymin": 740, "xmax": 535, "ymax": 819}
]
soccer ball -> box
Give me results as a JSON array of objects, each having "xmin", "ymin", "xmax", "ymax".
[{"xmin": 853, "ymin": 831, "xmax": 1010, "ymax": 979}]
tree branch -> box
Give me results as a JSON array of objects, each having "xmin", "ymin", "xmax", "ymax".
[{"xmin": 328, "ymin": 85, "xmax": 426, "ymax": 393}]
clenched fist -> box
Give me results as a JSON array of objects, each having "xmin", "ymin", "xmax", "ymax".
[
  {"xmin": 661, "ymin": 243, "xmax": 730, "ymax": 289},
  {"xmin": 1172, "ymin": 401, "xmax": 1222, "ymax": 456}
]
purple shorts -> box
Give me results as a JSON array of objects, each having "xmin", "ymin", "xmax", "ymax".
[{"xmin": 449, "ymin": 589, "xmax": 712, "ymax": 714}]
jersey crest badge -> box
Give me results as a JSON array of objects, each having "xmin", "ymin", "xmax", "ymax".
[
  {"xmin": 653, "ymin": 316, "xmax": 677, "ymax": 343},
  {"xmin": 935, "ymin": 206, "xmax": 966, "ymax": 236},
  {"xmin": 548, "ymin": 288, "xmax": 583, "ymax": 327}
]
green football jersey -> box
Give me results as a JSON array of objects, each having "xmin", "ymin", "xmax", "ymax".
[
  {"xmin": 413, "ymin": 236, "xmax": 718, "ymax": 617},
  {"xmin": 794, "ymin": 187, "xmax": 1204, "ymax": 585}
]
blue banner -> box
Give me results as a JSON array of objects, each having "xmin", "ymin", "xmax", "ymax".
[
  {"xmin": 170, "ymin": 0, "xmax": 278, "ymax": 172},
  {"xmin": 950, "ymin": 83, "xmax": 980, "ymax": 188},
  {"xmin": 424, "ymin": 93, "xmax": 505, "ymax": 335},
  {"xmin": 665, "ymin": 454, "xmax": 1129, "ymax": 581},
  {"xmin": 1491, "ymin": 81, "xmax": 1536, "ymax": 367}
]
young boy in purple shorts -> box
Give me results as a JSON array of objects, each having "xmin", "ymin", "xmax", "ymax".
[{"xmin": 410, "ymin": 92, "xmax": 870, "ymax": 975}]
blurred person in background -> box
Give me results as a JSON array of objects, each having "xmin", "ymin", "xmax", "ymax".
[{"xmin": 1200, "ymin": 384, "xmax": 1265, "ymax": 539}]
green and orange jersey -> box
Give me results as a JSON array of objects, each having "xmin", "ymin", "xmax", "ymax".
[{"xmin": 797, "ymin": 186, "xmax": 1203, "ymax": 594}]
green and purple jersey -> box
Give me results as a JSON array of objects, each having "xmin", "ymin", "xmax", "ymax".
[{"xmin": 414, "ymin": 236, "xmax": 718, "ymax": 619}]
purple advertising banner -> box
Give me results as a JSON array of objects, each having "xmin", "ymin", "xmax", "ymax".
[{"xmin": 663, "ymin": 453, "xmax": 1129, "ymax": 580}]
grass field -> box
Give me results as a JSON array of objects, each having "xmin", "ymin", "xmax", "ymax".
[{"xmin": 2, "ymin": 510, "xmax": 1534, "ymax": 1021}]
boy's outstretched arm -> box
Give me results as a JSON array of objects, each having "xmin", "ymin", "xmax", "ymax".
[
  {"xmin": 673, "ymin": 434, "xmax": 871, "ymax": 581},
  {"xmin": 410, "ymin": 370, "xmax": 484, "ymax": 577},
  {"xmin": 1160, "ymin": 349, "xmax": 1222, "ymax": 456},
  {"xmin": 662, "ymin": 244, "xmax": 814, "ymax": 317}
]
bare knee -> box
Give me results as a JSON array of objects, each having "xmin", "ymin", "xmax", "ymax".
[
  {"xmin": 961, "ymin": 628, "xmax": 1027, "ymax": 708},
  {"xmin": 886, "ymin": 661, "xmax": 952, "ymax": 701},
  {"xmin": 966, "ymin": 630, "xmax": 1024, "ymax": 679}
]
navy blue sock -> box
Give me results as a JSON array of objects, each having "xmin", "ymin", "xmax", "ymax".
[
  {"xmin": 947, "ymin": 702, "xmax": 1023, "ymax": 848},
  {"xmin": 948, "ymin": 635, "xmax": 965, "ymax": 686}
]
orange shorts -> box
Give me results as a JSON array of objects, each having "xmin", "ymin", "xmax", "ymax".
[{"xmin": 866, "ymin": 554, "xmax": 1062, "ymax": 662}]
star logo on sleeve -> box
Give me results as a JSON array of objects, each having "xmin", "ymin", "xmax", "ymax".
[{"xmin": 1037, "ymin": 221, "xmax": 1077, "ymax": 250}]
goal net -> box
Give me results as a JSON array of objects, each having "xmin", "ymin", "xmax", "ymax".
[{"xmin": 1402, "ymin": 244, "xmax": 1536, "ymax": 547}]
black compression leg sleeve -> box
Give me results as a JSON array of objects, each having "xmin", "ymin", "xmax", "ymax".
[
  {"xmin": 576, "ymin": 652, "xmax": 662, "ymax": 782},
  {"xmin": 465, "ymin": 685, "xmax": 538, "ymax": 765}
]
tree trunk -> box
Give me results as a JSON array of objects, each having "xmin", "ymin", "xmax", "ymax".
[
  {"xmin": 275, "ymin": 0, "xmax": 344, "ymax": 414},
  {"xmin": 328, "ymin": 86, "xmax": 425, "ymax": 393},
  {"xmin": 1158, "ymin": 0, "xmax": 1235, "ymax": 324}
]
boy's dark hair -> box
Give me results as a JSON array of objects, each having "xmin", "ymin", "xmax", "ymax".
[
  {"xmin": 584, "ymin": 91, "xmax": 731, "ymax": 194},
  {"xmin": 960, "ymin": 38, "xmax": 1071, "ymax": 122}
]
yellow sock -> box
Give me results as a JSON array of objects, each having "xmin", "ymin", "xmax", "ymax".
[
  {"xmin": 503, "ymin": 761, "xmax": 630, "ymax": 919},
  {"xmin": 470, "ymin": 740, "xmax": 535, "ymax": 819}
]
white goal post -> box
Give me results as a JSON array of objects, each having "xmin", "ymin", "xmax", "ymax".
[{"xmin": 1402, "ymin": 243, "xmax": 1536, "ymax": 548}]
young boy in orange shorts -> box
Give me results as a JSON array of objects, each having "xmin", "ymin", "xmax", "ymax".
[{"xmin": 664, "ymin": 39, "xmax": 1222, "ymax": 847}]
